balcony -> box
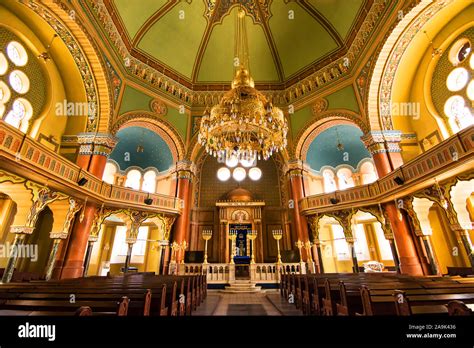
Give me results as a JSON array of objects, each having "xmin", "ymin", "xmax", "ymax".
[
  {"xmin": 300, "ymin": 125, "xmax": 474, "ymax": 215},
  {"xmin": 0, "ymin": 121, "xmax": 182, "ymax": 215}
]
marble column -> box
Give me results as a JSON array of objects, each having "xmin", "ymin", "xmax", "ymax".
[
  {"xmin": 60, "ymin": 133, "xmax": 116, "ymax": 279},
  {"xmin": 172, "ymin": 160, "xmax": 195, "ymax": 264},
  {"xmin": 287, "ymin": 160, "xmax": 310, "ymax": 261},
  {"xmin": 362, "ymin": 131, "xmax": 423, "ymax": 275}
]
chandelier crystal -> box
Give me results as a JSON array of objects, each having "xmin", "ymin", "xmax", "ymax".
[{"xmin": 198, "ymin": 8, "xmax": 288, "ymax": 162}]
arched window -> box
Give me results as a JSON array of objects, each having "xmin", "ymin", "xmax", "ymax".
[
  {"xmin": 142, "ymin": 170, "xmax": 157, "ymax": 193},
  {"xmin": 102, "ymin": 162, "xmax": 118, "ymax": 185},
  {"xmin": 125, "ymin": 169, "xmax": 142, "ymax": 190},
  {"xmin": 322, "ymin": 169, "xmax": 337, "ymax": 193},
  {"xmin": 359, "ymin": 161, "xmax": 377, "ymax": 184},
  {"xmin": 336, "ymin": 168, "xmax": 355, "ymax": 190}
]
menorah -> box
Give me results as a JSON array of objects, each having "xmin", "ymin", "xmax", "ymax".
[
  {"xmin": 272, "ymin": 229, "xmax": 283, "ymax": 264},
  {"xmin": 295, "ymin": 240, "xmax": 304, "ymax": 262},
  {"xmin": 202, "ymin": 229, "xmax": 212, "ymax": 264},
  {"xmin": 228, "ymin": 229, "xmax": 237, "ymax": 264},
  {"xmin": 304, "ymin": 240, "xmax": 313, "ymax": 262},
  {"xmin": 170, "ymin": 241, "xmax": 180, "ymax": 264},
  {"xmin": 247, "ymin": 229, "xmax": 257, "ymax": 264},
  {"xmin": 178, "ymin": 240, "xmax": 188, "ymax": 264}
]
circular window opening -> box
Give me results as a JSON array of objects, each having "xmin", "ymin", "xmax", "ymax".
[
  {"xmin": 9, "ymin": 70, "xmax": 30, "ymax": 94},
  {"xmin": 0, "ymin": 81, "xmax": 11, "ymax": 104},
  {"xmin": 444, "ymin": 95, "xmax": 465, "ymax": 118},
  {"xmin": 446, "ymin": 67, "xmax": 469, "ymax": 92},
  {"xmin": 467, "ymin": 80, "xmax": 474, "ymax": 101},
  {"xmin": 448, "ymin": 38, "xmax": 471, "ymax": 66},
  {"xmin": 6, "ymin": 41, "xmax": 28, "ymax": 67},
  {"xmin": 0, "ymin": 53, "xmax": 8, "ymax": 75},
  {"xmin": 457, "ymin": 42, "xmax": 471, "ymax": 63}
]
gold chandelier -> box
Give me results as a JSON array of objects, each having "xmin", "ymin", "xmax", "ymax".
[{"xmin": 198, "ymin": 8, "xmax": 288, "ymax": 162}]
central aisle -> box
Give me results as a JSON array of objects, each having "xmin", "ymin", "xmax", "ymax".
[{"xmin": 193, "ymin": 290, "xmax": 303, "ymax": 316}]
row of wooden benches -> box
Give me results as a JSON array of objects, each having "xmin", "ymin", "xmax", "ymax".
[
  {"xmin": 281, "ymin": 273, "xmax": 474, "ymax": 316},
  {"xmin": 0, "ymin": 273, "xmax": 207, "ymax": 316}
]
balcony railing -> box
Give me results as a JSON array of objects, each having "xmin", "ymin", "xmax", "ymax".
[
  {"xmin": 300, "ymin": 125, "xmax": 474, "ymax": 214},
  {"xmin": 0, "ymin": 121, "xmax": 182, "ymax": 214}
]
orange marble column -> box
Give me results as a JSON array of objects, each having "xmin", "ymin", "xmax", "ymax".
[
  {"xmin": 361, "ymin": 131, "xmax": 423, "ymax": 275},
  {"xmin": 287, "ymin": 161, "xmax": 311, "ymax": 262},
  {"xmin": 60, "ymin": 133, "xmax": 116, "ymax": 279},
  {"xmin": 171, "ymin": 161, "xmax": 194, "ymax": 264}
]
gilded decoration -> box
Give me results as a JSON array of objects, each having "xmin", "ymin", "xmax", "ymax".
[
  {"xmin": 150, "ymin": 99, "xmax": 168, "ymax": 116},
  {"xmin": 23, "ymin": 1, "xmax": 102, "ymax": 132},
  {"xmin": 311, "ymin": 98, "xmax": 328, "ymax": 116},
  {"xmin": 85, "ymin": 0, "xmax": 390, "ymax": 106},
  {"xmin": 111, "ymin": 113, "xmax": 185, "ymax": 160},
  {"xmin": 205, "ymin": 0, "xmax": 272, "ymax": 25},
  {"xmin": 24, "ymin": 182, "xmax": 67, "ymax": 228},
  {"xmin": 374, "ymin": 0, "xmax": 454, "ymax": 130}
]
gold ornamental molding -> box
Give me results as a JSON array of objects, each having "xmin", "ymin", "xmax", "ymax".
[
  {"xmin": 367, "ymin": 0, "xmax": 455, "ymax": 130},
  {"xmin": 300, "ymin": 125, "xmax": 474, "ymax": 216},
  {"xmin": 111, "ymin": 112, "xmax": 185, "ymax": 161},
  {"xmin": 21, "ymin": 0, "xmax": 113, "ymax": 133},
  {"xmin": 83, "ymin": 0, "xmax": 393, "ymax": 107},
  {"xmin": 293, "ymin": 109, "xmax": 369, "ymax": 160}
]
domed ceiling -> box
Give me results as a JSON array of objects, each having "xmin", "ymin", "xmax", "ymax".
[
  {"xmin": 101, "ymin": 0, "xmax": 371, "ymax": 88},
  {"xmin": 306, "ymin": 125, "xmax": 370, "ymax": 171},
  {"xmin": 109, "ymin": 127, "xmax": 173, "ymax": 171}
]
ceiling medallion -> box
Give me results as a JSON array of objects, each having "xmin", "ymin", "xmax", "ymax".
[
  {"xmin": 150, "ymin": 98, "xmax": 168, "ymax": 116},
  {"xmin": 311, "ymin": 98, "xmax": 328, "ymax": 116},
  {"xmin": 198, "ymin": 8, "xmax": 288, "ymax": 162}
]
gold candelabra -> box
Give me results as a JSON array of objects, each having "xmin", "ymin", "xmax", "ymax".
[
  {"xmin": 304, "ymin": 240, "xmax": 313, "ymax": 262},
  {"xmin": 202, "ymin": 229, "xmax": 212, "ymax": 264},
  {"xmin": 272, "ymin": 229, "xmax": 283, "ymax": 264},
  {"xmin": 229, "ymin": 229, "xmax": 237, "ymax": 264},
  {"xmin": 295, "ymin": 240, "xmax": 304, "ymax": 262},
  {"xmin": 247, "ymin": 229, "xmax": 257, "ymax": 264},
  {"xmin": 170, "ymin": 241, "xmax": 179, "ymax": 264},
  {"xmin": 178, "ymin": 240, "xmax": 188, "ymax": 264}
]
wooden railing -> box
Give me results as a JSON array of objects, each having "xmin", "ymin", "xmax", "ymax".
[
  {"xmin": 300, "ymin": 125, "xmax": 474, "ymax": 214},
  {"xmin": 0, "ymin": 121, "xmax": 182, "ymax": 214}
]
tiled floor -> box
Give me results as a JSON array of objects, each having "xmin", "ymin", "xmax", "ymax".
[{"xmin": 194, "ymin": 290, "xmax": 301, "ymax": 316}]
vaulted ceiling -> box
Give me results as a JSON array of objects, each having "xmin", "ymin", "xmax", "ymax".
[{"xmin": 104, "ymin": 0, "xmax": 371, "ymax": 89}]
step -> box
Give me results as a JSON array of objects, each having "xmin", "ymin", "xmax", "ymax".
[{"xmin": 221, "ymin": 286, "xmax": 263, "ymax": 293}]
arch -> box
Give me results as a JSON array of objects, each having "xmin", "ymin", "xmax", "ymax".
[
  {"xmin": 367, "ymin": 0, "xmax": 456, "ymax": 131},
  {"xmin": 112, "ymin": 112, "xmax": 185, "ymax": 162},
  {"xmin": 19, "ymin": 1, "xmax": 113, "ymax": 133},
  {"xmin": 293, "ymin": 109, "xmax": 369, "ymax": 161}
]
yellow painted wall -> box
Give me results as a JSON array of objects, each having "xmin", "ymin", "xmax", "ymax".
[
  {"xmin": 390, "ymin": 2, "xmax": 473, "ymax": 156},
  {"xmin": 428, "ymin": 206, "xmax": 469, "ymax": 274},
  {"xmin": 1, "ymin": 2, "xmax": 88, "ymax": 142}
]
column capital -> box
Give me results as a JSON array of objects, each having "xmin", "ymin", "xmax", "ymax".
[
  {"xmin": 285, "ymin": 159, "xmax": 305, "ymax": 177},
  {"xmin": 77, "ymin": 132, "xmax": 118, "ymax": 156},
  {"xmin": 173, "ymin": 160, "xmax": 196, "ymax": 180},
  {"xmin": 360, "ymin": 130, "xmax": 402, "ymax": 155},
  {"xmin": 10, "ymin": 226, "xmax": 35, "ymax": 234},
  {"xmin": 50, "ymin": 231, "xmax": 69, "ymax": 239}
]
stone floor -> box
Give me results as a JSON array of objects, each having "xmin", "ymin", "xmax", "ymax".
[{"xmin": 193, "ymin": 290, "xmax": 303, "ymax": 316}]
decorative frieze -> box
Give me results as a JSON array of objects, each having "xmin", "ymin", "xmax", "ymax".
[{"xmin": 77, "ymin": 132, "xmax": 118, "ymax": 156}]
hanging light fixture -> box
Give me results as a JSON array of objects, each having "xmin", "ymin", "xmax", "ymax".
[
  {"xmin": 136, "ymin": 129, "xmax": 145, "ymax": 153},
  {"xmin": 198, "ymin": 8, "xmax": 288, "ymax": 162},
  {"xmin": 335, "ymin": 127, "xmax": 344, "ymax": 151}
]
